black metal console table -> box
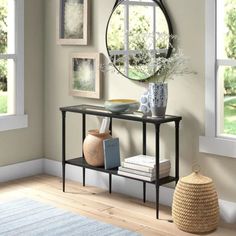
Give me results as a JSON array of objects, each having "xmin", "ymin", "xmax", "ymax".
[{"xmin": 60, "ymin": 104, "xmax": 182, "ymax": 219}]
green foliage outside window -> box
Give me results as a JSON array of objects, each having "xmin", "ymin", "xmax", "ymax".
[
  {"xmin": 224, "ymin": 0, "xmax": 236, "ymax": 135},
  {"xmin": 224, "ymin": 0, "xmax": 236, "ymax": 95},
  {"xmin": 0, "ymin": 0, "xmax": 7, "ymax": 92},
  {"xmin": 107, "ymin": 5, "xmax": 151, "ymax": 52},
  {"xmin": 0, "ymin": 2, "xmax": 7, "ymax": 53}
]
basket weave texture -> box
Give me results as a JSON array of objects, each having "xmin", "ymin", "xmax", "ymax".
[{"xmin": 172, "ymin": 172, "xmax": 219, "ymax": 233}]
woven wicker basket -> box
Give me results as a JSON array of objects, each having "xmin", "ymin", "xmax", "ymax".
[{"xmin": 172, "ymin": 171, "xmax": 219, "ymax": 233}]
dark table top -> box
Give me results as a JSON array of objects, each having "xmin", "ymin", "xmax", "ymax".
[{"xmin": 60, "ymin": 104, "xmax": 182, "ymax": 124}]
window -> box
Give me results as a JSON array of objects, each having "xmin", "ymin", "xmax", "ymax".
[
  {"xmin": 217, "ymin": 0, "xmax": 236, "ymax": 137},
  {"xmin": 0, "ymin": 0, "xmax": 27, "ymax": 132},
  {"xmin": 199, "ymin": 0, "xmax": 236, "ymax": 158}
]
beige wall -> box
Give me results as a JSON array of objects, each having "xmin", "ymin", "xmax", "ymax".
[
  {"xmin": 0, "ymin": 0, "xmax": 44, "ymax": 166},
  {"xmin": 43, "ymin": 0, "xmax": 236, "ymax": 202}
]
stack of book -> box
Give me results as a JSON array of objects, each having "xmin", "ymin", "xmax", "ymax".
[{"xmin": 118, "ymin": 155, "xmax": 171, "ymax": 182}]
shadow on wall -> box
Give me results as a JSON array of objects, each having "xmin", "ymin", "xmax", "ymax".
[
  {"xmin": 199, "ymin": 151, "xmax": 236, "ymax": 202},
  {"xmin": 92, "ymin": 105, "xmax": 203, "ymax": 180},
  {"xmin": 161, "ymin": 109, "xmax": 202, "ymax": 177},
  {"xmin": 111, "ymin": 120, "xmax": 142, "ymax": 161}
]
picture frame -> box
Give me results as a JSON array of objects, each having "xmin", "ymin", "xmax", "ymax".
[
  {"xmin": 69, "ymin": 53, "xmax": 101, "ymax": 99},
  {"xmin": 57, "ymin": 0, "xmax": 90, "ymax": 45}
]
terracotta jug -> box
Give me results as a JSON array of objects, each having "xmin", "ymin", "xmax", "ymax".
[{"xmin": 83, "ymin": 129, "xmax": 111, "ymax": 167}]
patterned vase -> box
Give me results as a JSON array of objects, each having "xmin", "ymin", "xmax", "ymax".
[
  {"xmin": 149, "ymin": 82, "xmax": 168, "ymax": 117},
  {"xmin": 139, "ymin": 89, "xmax": 151, "ymax": 115}
]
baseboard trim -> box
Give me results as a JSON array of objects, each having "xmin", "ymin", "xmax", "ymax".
[
  {"xmin": 0, "ymin": 159, "xmax": 43, "ymax": 182},
  {"xmin": 1, "ymin": 158, "xmax": 236, "ymax": 224}
]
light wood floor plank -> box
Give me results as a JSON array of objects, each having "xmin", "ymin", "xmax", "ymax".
[
  {"xmin": 0, "ymin": 175, "xmax": 235, "ymax": 236},
  {"xmin": 33, "ymin": 175, "xmax": 171, "ymax": 219}
]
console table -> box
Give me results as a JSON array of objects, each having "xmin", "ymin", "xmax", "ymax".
[{"xmin": 60, "ymin": 104, "xmax": 182, "ymax": 219}]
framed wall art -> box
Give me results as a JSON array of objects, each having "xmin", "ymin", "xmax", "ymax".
[
  {"xmin": 57, "ymin": 0, "xmax": 90, "ymax": 45},
  {"xmin": 69, "ymin": 53, "xmax": 101, "ymax": 99}
]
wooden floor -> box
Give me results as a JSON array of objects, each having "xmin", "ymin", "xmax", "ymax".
[{"xmin": 0, "ymin": 175, "xmax": 235, "ymax": 236}]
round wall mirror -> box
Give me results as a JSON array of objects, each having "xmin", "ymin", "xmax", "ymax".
[{"xmin": 106, "ymin": 0, "xmax": 173, "ymax": 81}]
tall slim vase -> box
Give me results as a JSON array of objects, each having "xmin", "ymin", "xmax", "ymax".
[{"xmin": 149, "ymin": 83, "xmax": 168, "ymax": 117}]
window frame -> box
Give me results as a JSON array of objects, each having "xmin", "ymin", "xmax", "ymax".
[
  {"xmin": 199, "ymin": 0, "xmax": 236, "ymax": 158},
  {"xmin": 0, "ymin": 0, "xmax": 27, "ymax": 132}
]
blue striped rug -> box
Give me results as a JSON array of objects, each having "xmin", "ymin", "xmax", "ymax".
[{"xmin": 0, "ymin": 198, "xmax": 139, "ymax": 236}]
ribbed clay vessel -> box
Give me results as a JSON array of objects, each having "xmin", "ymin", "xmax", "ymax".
[{"xmin": 83, "ymin": 129, "xmax": 111, "ymax": 167}]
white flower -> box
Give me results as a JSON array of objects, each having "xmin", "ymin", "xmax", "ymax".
[{"xmin": 102, "ymin": 33, "xmax": 196, "ymax": 82}]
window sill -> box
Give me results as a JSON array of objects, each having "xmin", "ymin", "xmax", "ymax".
[
  {"xmin": 199, "ymin": 136, "xmax": 236, "ymax": 159},
  {"xmin": 0, "ymin": 114, "xmax": 28, "ymax": 132}
]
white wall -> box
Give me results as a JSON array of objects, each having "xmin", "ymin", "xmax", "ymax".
[{"xmin": 0, "ymin": 0, "xmax": 44, "ymax": 166}]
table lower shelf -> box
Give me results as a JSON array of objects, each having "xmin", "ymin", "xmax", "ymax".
[{"xmin": 65, "ymin": 157, "xmax": 176, "ymax": 186}]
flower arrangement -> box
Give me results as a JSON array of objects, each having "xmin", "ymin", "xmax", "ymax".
[
  {"xmin": 147, "ymin": 49, "xmax": 195, "ymax": 83},
  {"xmin": 128, "ymin": 33, "xmax": 196, "ymax": 83},
  {"xmin": 102, "ymin": 32, "xmax": 196, "ymax": 82}
]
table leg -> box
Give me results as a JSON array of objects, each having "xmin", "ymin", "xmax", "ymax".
[
  {"xmin": 156, "ymin": 184, "xmax": 160, "ymax": 219},
  {"xmin": 143, "ymin": 122, "xmax": 146, "ymax": 155},
  {"xmin": 62, "ymin": 111, "xmax": 66, "ymax": 192},
  {"xmin": 175, "ymin": 121, "xmax": 180, "ymax": 185},
  {"xmin": 109, "ymin": 174, "xmax": 112, "ymax": 194},
  {"xmin": 109, "ymin": 117, "xmax": 113, "ymax": 135},
  {"xmin": 82, "ymin": 114, "xmax": 86, "ymax": 187},
  {"xmin": 155, "ymin": 124, "xmax": 160, "ymax": 219},
  {"xmin": 143, "ymin": 182, "xmax": 146, "ymax": 203},
  {"xmin": 83, "ymin": 167, "xmax": 86, "ymax": 187}
]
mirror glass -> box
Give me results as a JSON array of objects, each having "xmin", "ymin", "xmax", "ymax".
[{"xmin": 106, "ymin": 0, "xmax": 172, "ymax": 81}]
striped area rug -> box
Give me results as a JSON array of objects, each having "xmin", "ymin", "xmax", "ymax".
[{"xmin": 0, "ymin": 198, "xmax": 139, "ymax": 236}]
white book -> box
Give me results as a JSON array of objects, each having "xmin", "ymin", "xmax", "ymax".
[
  {"xmin": 118, "ymin": 170, "xmax": 170, "ymax": 182},
  {"xmin": 122, "ymin": 162, "xmax": 154, "ymax": 172},
  {"xmin": 122, "ymin": 160, "xmax": 171, "ymax": 173},
  {"xmin": 118, "ymin": 166, "xmax": 154, "ymax": 177},
  {"xmin": 159, "ymin": 166, "xmax": 171, "ymax": 173},
  {"xmin": 118, "ymin": 166, "xmax": 171, "ymax": 177},
  {"xmin": 118, "ymin": 170, "xmax": 156, "ymax": 181},
  {"xmin": 125, "ymin": 155, "xmax": 170, "ymax": 168}
]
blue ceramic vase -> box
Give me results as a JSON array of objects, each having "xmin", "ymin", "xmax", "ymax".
[{"xmin": 148, "ymin": 83, "xmax": 168, "ymax": 117}]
